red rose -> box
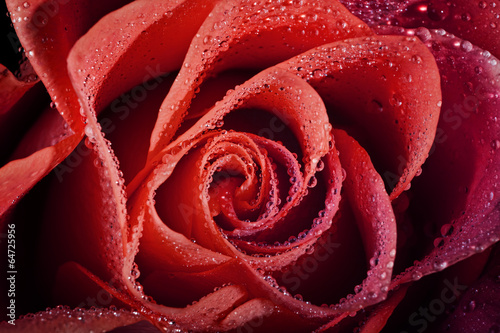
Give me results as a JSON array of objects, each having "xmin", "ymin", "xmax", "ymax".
[{"xmin": 1, "ymin": 0, "xmax": 499, "ymax": 332}]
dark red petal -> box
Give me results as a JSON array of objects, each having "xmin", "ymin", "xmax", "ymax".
[
  {"xmin": 316, "ymin": 286, "xmax": 409, "ymax": 333},
  {"xmin": 382, "ymin": 249, "xmax": 491, "ymax": 332},
  {"xmin": 277, "ymin": 35, "xmax": 442, "ymax": 199},
  {"xmin": 399, "ymin": 0, "xmax": 500, "ymax": 59},
  {"xmin": 357, "ymin": 286, "xmax": 409, "ymax": 333},
  {"xmin": 94, "ymin": 73, "xmax": 176, "ymax": 184},
  {"xmin": 9, "ymin": 105, "xmax": 73, "ymax": 161},
  {"xmin": 147, "ymin": 0, "xmax": 373, "ymax": 160},
  {"xmin": 434, "ymin": 248, "xmax": 500, "ymax": 333},
  {"xmin": 340, "ymin": 0, "xmax": 500, "ymax": 59},
  {"xmin": 107, "ymin": 321, "xmax": 162, "ymax": 333},
  {"xmin": 332, "ymin": 129, "xmax": 397, "ymax": 308},
  {"xmin": 338, "ymin": 0, "xmax": 406, "ymax": 26},
  {"xmin": 38, "ymin": 139, "xmax": 129, "ymax": 296},
  {"xmin": 380, "ymin": 28, "xmax": 500, "ymax": 287}
]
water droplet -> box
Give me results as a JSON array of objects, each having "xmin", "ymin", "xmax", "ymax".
[
  {"xmin": 411, "ymin": 55, "xmax": 423, "ymax": 63},
  {"xmin": 307, "ymin": 176, "xmax": 317, "ymax": 188},
  {"xmin": 461, "ymin": 12, "xmax": 472, "ymax": 21},
  {"xmin": 433, "ymin": 260, "xmax": 447, "ymax": 271},
  {"xmin": 316, "ymin": 160, "xmax": 325, "ymax": 172},
  {"xmin": 370, "ymin": 99, "xmax": 383, "ymax": 113},
  {"xmin": 434, "ymin": 237, "xmax": 444, "ymax": 248},
  {"xmin": 491, "ymin": 139, "xmax": 500, "ymax": 150},
  {"xmin": 464, "ymin": 300, "xmax": 476, "ymax": 312},
  {"xmin": 460, "ymin": 40, "xmax": 473, "ymax": 52},
  {"xmin": 312, "ymin": 69, "xmax": 324, "ymax": 79},
  {"xmin": 85, "ymin": 124, "xmax": 94, "ymax": 138},
  {"xmin": 440, "ymin": 224, "xmax": 454, "ymax": 237}
]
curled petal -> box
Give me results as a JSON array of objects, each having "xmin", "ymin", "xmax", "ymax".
[
  {"xmin": 6, "ymin": 0, "xmax": 132, "ymax": 132},
  {"xmin": 277, "ymin": 35, "xmax": 442, "ymax": 199},
  {"xmin": 67, "ymin": 0, "xmax": 219, "ymax": 116},
  {"xmin": 379, "ymin": 28, "xmax": 500, "ymax": 287},
  {"xmin": 331, "ymin": 129, "xmax": 397, "ymax": 309},
  {"xmin": 147, "ymin": 0, "xmax": 373, "ymax": 159}
]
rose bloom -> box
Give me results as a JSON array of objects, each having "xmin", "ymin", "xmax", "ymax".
[{"xmin": 1, "ymin": 0, "xmax": 499, "ymax": 332}]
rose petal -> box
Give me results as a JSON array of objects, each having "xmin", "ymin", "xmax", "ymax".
[
  {"xmin": 357, "ymin": 286, "xmax": 409, "ymax": 333},
  {"xmin": 0, "ymin": 65, "xmax": 42, "ymax": 162},
  {"xmin": 9, "ymin": 104, "xmax": 73, "ymax": 161},
  {"xmin": 107, "ymin": 321, "xmax": 162, "ymax": 333},
  {"xmin": 399, "ymin": 0, "xmax": 500, "ymax": 59},
  {"xmin": 331, "ymin": 129, "xmax": 397, "ymax": 307},
  {"xmin": 6, "ymin": 0, "xmax": 133, "ymax": 132},
  {"xmin": 0, "ymin": 306, "xmax": 145, "ymax": 333},
  {"xmin": 434, "ymin": 247, "xmax": 500, "ymax": 333},
  {"xmin": 277, "ymin": 35, "xmax": 442, "ymax": 199},
  {"xmin": 0, "ymin": 64, "xmax": 37, "ymax": 116},
  {"xmin": 140, "ymin": 68, "xmax": 331, "ymax": 269},
  {"xmin": 382, "ymin": 249, "xmax": 491, "ymax": 332},
  {"xmin": 147, "ymin": 0, "xmax": 373, "ymax": 160},
  {"xmin": 93, "ymin": 72, "xmax": 176, "ymax": 184},
  {"xmin": 37, "ymin": 139, "xmax": 129, "ymax": 295},
  {"xmin": 377, "ymin": 28, "xmax": 500, "ymax": 287},
  {"xmin": 0, "ymin": 133, "xmax": 80, "ymax": 216},
  {"xmin": 67, "ymin": 0, "xmax": 219, "ymax": 117},
  {"xmin": 339, "ymin": 0, "xmax": 500, "ymax": 60}
]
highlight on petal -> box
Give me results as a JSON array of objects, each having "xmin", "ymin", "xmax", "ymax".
[{"xmin": 277, "ymin": 35, "xmax": 442, "ymax": 199}]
